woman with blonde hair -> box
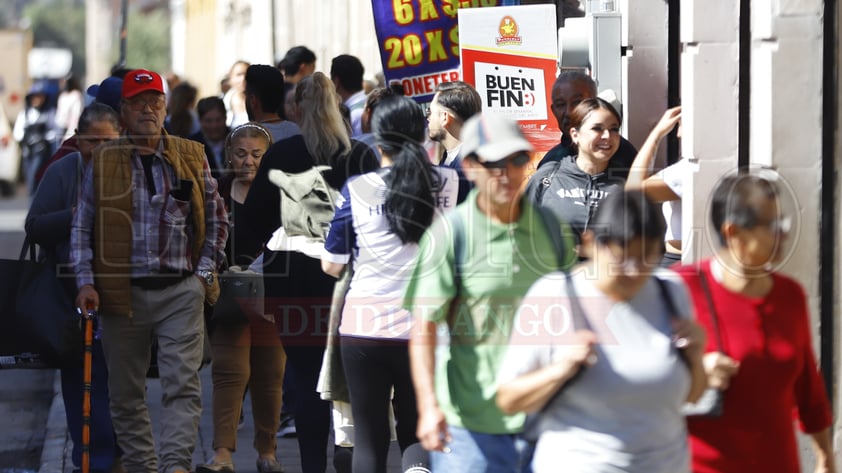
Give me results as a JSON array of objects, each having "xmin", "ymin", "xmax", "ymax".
[
  {"xmin": 165, "ymin": 82, "xmax": 200, "ymax": 138},
  {"xmin": 223, "ymin": 60, "xmax": 250, "ymax": 128},
  {"xmin": 243, "ymin": 71, "xmax": 379, "ymax": 473}
]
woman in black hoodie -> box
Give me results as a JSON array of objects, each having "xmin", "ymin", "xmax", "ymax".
[{"xmin": 527, "ymin": 97, "xmax": 626, "ymax": 252}]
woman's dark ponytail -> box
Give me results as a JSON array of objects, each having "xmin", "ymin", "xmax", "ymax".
[{"xmin": 373, "ymin": 96, "xmax": 438, "ymax": 244}]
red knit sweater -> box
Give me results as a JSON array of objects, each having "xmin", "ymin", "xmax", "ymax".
[{"xmin": 674, "ymin": 260, "xmax": 831, "ymax": 473}]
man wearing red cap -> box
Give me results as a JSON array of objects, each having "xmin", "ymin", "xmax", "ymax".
[{"xmin": 71, "ymin": 69, "xmax": 229, "ymax": 473}]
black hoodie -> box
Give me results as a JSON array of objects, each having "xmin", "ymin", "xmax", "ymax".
[{"xmin": 526, "ymin": 155, "xmax": 625, "ymax": 242}]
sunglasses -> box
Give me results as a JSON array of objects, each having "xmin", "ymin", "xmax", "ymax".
[
  {"xmin": 478, "ymin": 152, "xmax": 531, "ymax": 170},
  {"xmin": 750, "ymin": 215, "xmax": 792, "ymax": 234}
]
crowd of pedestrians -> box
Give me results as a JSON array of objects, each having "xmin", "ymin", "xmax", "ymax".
[{"xmin": 22, "ymin": 44, "xmax": 834, "ymax": 473}]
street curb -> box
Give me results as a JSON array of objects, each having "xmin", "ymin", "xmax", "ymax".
[{"xmin": 38, "ymin": 371, "xmax": 67, "ymax": 473}]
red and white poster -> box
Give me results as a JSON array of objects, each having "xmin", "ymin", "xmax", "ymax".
[{"xmin": 458, "ymin": 5, "xmax": 559, "ymax": 155}]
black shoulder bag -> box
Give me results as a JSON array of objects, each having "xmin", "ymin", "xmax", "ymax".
[
  {"xmin": 520, "ymin": 272, "xmax": 589, "ymax": 442},
  {"xmin": 657, "ymin": 273, "xmax": 726, "ymax": 418}
]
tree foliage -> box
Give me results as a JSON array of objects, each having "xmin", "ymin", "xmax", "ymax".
[
  {"xmin": 17, "ymin": 0, "xmax": 172, "ymax": 81},
  {"xmin": 22, "ymin": 0, "xmax": 87, "ymax": 78},
  {"xmin": 114, "ymin": 9, "xmax": 172, "ymax": 74}
]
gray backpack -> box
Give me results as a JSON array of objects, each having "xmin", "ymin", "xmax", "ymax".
[{"xmin": 268, "ymin": 165, "xmax": 339, "ymax": 242}]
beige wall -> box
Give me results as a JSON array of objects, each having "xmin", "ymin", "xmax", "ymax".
[
  {"xmin": 622, "ymin": 0, "xmax": 669, "ymax": 166},
  {"xmin": 0, "ymin": 29, "xmax": 32, "ymax": 118},
  {"xmin": 176, "ymin": 0, "xmax": 382, "ymax": 99},
  {"xmin": 680, "ymin": 0, "xmax": 740, "ymax": 262},
  {"xmin": 181, "ymin": 0, "xmax": 218, "ymax": 96}
]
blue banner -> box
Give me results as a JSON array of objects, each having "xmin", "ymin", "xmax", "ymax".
[{"xmin": 371, "ymin": 0, "xmax": 499, "ymax": 102}]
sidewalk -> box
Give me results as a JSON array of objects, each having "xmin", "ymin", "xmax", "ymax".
[{"xmin": 40, "ymin": 364, "xmax": 406, "ymax": 473}]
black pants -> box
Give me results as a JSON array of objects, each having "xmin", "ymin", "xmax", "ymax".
[
  {"xmin": 340, "ymin": 335, "xmax": 419, "ymax": 473},
  {"xmin": 266, "ymin": 250, "xmax": 334, "ymax": 473}
]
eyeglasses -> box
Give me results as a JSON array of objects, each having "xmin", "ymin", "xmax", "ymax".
[
  {"xmin": 124, "ymin": 95, "xmax": 166, "ymax": 111},
  {"xmin": 478, "ymin": 152, "xmax": 531, "ymax": 170},
  {"xmin": 751, "ymin": 215, "xmax": 792, "ymax": 234}
]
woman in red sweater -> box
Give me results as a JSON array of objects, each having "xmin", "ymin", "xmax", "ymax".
[{"xmin": 674, "ymin": 174, "xmax": 834, "ymax": 473}]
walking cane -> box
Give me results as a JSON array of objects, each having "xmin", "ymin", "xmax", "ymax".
[{"xmin": 80, "ymin": 308, "xmax": 95, "ymax": 473}]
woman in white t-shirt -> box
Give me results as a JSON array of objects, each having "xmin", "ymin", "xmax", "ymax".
[
  {"xmin": 625, "ymin": 106, "xmax": 684, "ymax": 266},
  {"xmin": 321, "ymin": 95, "xmax": 458, "ymax": 473},
  {"xmin": 496, "ymin": 190, "xmax": 707, "ymax": 473}
]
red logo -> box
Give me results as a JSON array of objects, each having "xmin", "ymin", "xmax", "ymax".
[{"xmin": 134, "ymin": 73, "xmax": 154, "ymax": 84}]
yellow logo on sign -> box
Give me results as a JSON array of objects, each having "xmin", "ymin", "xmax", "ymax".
[{"xmin": 496, "ymin": 16, "xmax": 522, "ymax": 46}]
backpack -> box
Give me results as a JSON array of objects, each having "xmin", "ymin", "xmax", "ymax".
[
  {"xmin": 534, "ymin": 159, "xmax": 564, "ymax": 205},
  {"xmin": 448, "ymin": 204, "xmax": 572, "ymax": 327},
  {"xmin": 268, "ymin": 165, "xmax": 339, "ymax": 242}
]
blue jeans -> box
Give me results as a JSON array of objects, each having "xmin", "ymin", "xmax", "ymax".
[
  {"xmin": 61, "ymin": 338, "xmax": 119, "ymax": 473},
  {"xmin": 430, "ymin": 426, "xmax": 523, "ymax": 473}
]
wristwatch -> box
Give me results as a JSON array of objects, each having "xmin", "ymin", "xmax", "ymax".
[{"xmin": 196, "ymin": 270, "xmax": 215, "ymax": 285}]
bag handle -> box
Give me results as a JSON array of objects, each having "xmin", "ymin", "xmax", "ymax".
[
  {"xmin": 528, "ymin": 272, "xmax": 588, "ymax": 417},
  {"xmin": 535, "ymin": 206, "xmax": 569, "ymax": 271},
  {"xmin": 19, "ymin": 236, "xmax": 36, "ymax": 261},
  {"xmin": 535, "ymin": 159, "xmax": 563, "ymax": 205},
  {"xmin": 697, "ymin": 269, "xmax": 725, "ymax": 354},
  {"xmin": 447, "ymin": 211, "xmax": 466, "ymax": 328},
  {"xmin": 655, "ymin": 271, "xmax": 724, "ymax": 354},
  {"xmin": 654, "ymin": 276, "xmax": 680, "ymax": 321}
]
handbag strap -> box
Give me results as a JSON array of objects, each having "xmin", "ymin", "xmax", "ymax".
[
  {"xmin": 655, "ymin": 272, "xmax": 725, "ymax": 354},
  {"xmin": 535, "ymin": 271, "xmax": 588, "ymax": 415},
  {"xmin": 654, "ymin": 276, "xmax": 694, "ymax": 371},
  {"xmin": 448, "ymin": 210, "xmax": 466, "ymax": 327},
  {"xmin": 19, "ymin": 236, "xmax": 36, "ymax": 261},
  {"xmin": 697, "ymin": 269, "xmax": 726, "ymax": 355},
  {"xmin": 654, "ymin": 275, "xmax": 679, "ymax": 320}
]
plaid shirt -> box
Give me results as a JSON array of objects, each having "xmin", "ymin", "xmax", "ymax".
[{"xmin": 71, "ymin": 144, "xmax": 228, "ymax": 288}]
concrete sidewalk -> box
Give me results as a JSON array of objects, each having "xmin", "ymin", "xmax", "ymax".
[{"xmin": 40, "ymin": 365, "xmax": 406, "ymax": 473}]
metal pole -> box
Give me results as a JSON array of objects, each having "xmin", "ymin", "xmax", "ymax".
[
  {"xmin": 270, "ymin": 0, "xmax": 277, "ymax": 65},
  {"xmin": 118, "ymin": 0, "xmax": 128, "ymax": 69},
  {"xmin": 820, "ymin": 0, "xmax": 837, "ymax": 406}
]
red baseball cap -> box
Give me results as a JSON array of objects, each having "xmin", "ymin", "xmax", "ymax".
[{"xmin": 122, "ymin": 69, "xmax": 165, "ymax": 98}]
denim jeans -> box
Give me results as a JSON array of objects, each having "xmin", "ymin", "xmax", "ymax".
[{"xmin": 430, "ymin": 426, "xmax": 523, "ymax": 473}]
